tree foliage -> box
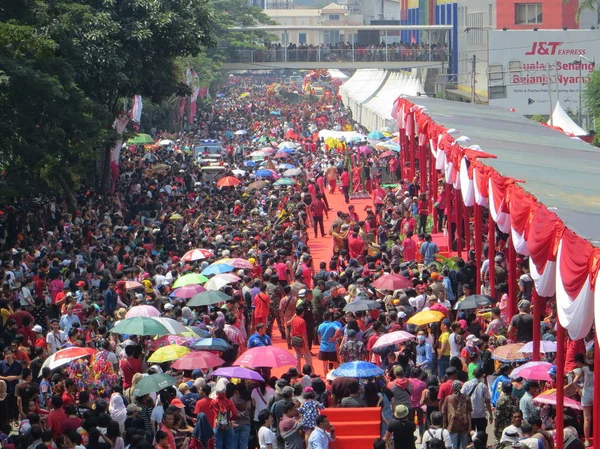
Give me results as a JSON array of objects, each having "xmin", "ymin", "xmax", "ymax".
[{"xmin": 584, "ymin": 70, "xmax": 600, "ymax": 123}]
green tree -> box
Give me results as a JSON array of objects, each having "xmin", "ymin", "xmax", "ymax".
[{"xmin": 584, "ymin": 70, "xmax": 600, "ymax": 120}]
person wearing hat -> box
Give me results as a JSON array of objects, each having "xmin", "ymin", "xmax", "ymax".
[
  {"xmin": 494, "ymin": 381, "xmax": 521, "ymax": 442},
  {"xmin": 383, "ymin": 404, "xmax": 416, "ymax": 449},
  {"xmin": 508, "ymin": 300, "xmax": 534, "ymax": 343},
  {"xmin": 32, "ymin": 325, "xmax": 46, "ymax": 350},
  {"xmin": 441, "ymin": 381, "xmax": 472, "ymax": 449}
]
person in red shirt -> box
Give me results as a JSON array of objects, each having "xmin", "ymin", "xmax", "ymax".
[
  {"xmin": 400, "ymin": 210, "xmax": 417, "ymax": 235},
  {"xmin": 310, "ymin": 194, "xmax": 328, "ymax": 238},
  {"xmin": 211, "ymin": 383, "xmax": 238, "ymax": 446},
  {"xmin": 33, "ymin": 325, "xmax": 46, "ymax": 349},
  {"xmin": 351, "ymin": 166, "xmax": 362, "ymax": 192},
  {"xmin": 340, "ymin": 169, "xmax": 350, "ymax": 204},
  {"xmin": 18, "ymin": 316, "xmax": 36, "ymax": 348},
  {"xmin": 253, "ymin": 284, "xmax": 270, "ymax": 330},
  {"xmin": 402, "ymin": 230, "xmax": 417, "ymax": 262},
  {"xmin": 348, "ymin": 205, "xmax": 359, "ymax": 223},
  {"xmin": 61, "ymin": 378, "xmax": 76, "ymax": 408},
  {"xmin": 437, "ymin": 367, "xmax": 458, "ymax": 408},
  {"xmin": 46, "ymin": 395, "xmax": 67, "ymax": 440},
  {"xmin": 348, "ymin": 230, "xmax": 365, "ymax": 263},
  {"xmin": 120, "ymin": 345, "xmax": 143, "ymax": 389},
  {"xmin": 193, "ymin": 385, "xmax": 215, "ymax": 427},
  {"xmin": 33, "ymin": 272, "xmax": 46, "ymax": 298},
  {"xmin": 158, "ymin": 412, "xmax": 178, "ymax": 449},
  {"xmin": 232, "ymin": 200, "xmax": 243, "ymax": 217},
  {"xmin": 288, "ymin": 305, "xmax": 312, "ymax": 371},
  {"xmin": 417, "ymin": 193, "xmax": 429, "ymax": 235}
]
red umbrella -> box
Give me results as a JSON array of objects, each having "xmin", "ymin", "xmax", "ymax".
[
  {"xmin": 41, "ymin": 347, "xmax": 97, "ymax": 370},
  {"xmin": 171, "ymin": 351, "xmax": 225, "ymax": 370},
  {"xmin": 182, "ymin": 248, "xmax": 214, "ymax": 262},
  {"xmin": 234, "ymin": 346, "xmax": 297, "ymax": 368},
  {"xmin": 216, "ymin": 176, "xmax": 241, "ymax": 187},
  {"xmin": 429, "ymin": 303, "xmax": 449, "ymax": 314},
  {"xmin": 372, "ymin": 274, "xmax": 411, "ymax": 291}
]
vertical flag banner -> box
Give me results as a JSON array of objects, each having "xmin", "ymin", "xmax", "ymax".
[{"xmin": 129, "ymin": 95, "xmax": 143, "ymax": 124}]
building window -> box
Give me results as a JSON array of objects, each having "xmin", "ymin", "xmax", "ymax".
[
  {"xmin": 515, "ymin": 3, "xmax": 542, "ymax": 24},
  {"xmin": 489, "ymin": 85, "xmax": 507, "ymax": 99},
  {"xmin": 329, "ymin": 14, "xmax": 340, "ymax": 20},
  {"xmin": 299, "ymin": 32, "xmax": 307, "ymax": 44}
]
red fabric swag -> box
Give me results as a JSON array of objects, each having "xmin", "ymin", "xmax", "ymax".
[
  {"xmin": 506, "ymin": 186, "xmax": 536, "ymax": 234},
  {"xmin": 526, "ymin": 205, "xmax": 562, "ymax": 273},
  {"xmin": 559, "ymin": 229, "xmax": 593, "ymax": 298}
]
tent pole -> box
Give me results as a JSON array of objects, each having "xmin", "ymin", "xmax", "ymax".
[
  {"xmin": 400, "ymin": 128, "xmax": 406, "ymax": 180},
  {"xmin": 594, "ymin": 335, "xmax": 600, "ymax": 446},
  {"xmin": 555, "ymin": 323, "xmax": 565, "ymax": 449},
  {"xmin": 456, "ymin": 188, "xmax": 463, "ymax": 259},
  {"xmin": 463, "ymin": 202, "xmax": 470, "ymax": 253},
  {"xmin": 507, "ymin": 236, "xmax": 517, "ymax": 319},
  {"xmin": 445, "ymin": 183, "xmax": 452, "ymax": 252},
  {"xmin": 430, "ymin": 150, "xmax": 437, "ymax": 228},
  {"xmin": 488, "ymin": 212, "xmax": 496, "ymax": 298},
  {"xmin": 532, "ymin": 290, "xmax": 541, "ymax": 361},
  {"xmin": 474, "ymin": 202, "xmax": 482, "ymax": 294},
  {"xmin": 409, "ymin": 113, "xmax": 416, "ymax": 181},
  {"xmin": 419, "ymin": 140, "xmax": 426, "ymax": 199}
]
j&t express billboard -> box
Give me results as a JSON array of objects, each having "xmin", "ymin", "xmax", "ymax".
[{"xmin": 488, "ymin": 30, "xmax": 599, "ymax": 115}]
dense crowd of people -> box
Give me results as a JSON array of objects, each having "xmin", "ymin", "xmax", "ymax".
[
  {"xmin": 226, "ymin": 42, "xmax": 448, "ymax": 63},
  {"xmin": 0, "ymin": 72, "xmax": 593, "ymax": 449}
]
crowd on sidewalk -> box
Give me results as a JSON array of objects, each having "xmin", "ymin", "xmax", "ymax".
[{"xmin": 0, "ymin": 72, "xmax": 593, "ymax": 449}]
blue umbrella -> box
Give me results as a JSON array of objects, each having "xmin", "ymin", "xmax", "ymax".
[
  {"xmin": 255, "ymin": 169, "xmax": 275, "ymax": 178},
  {"xmin": 332, "ymin": 361, "xmax": 385, "ymax": 378},
  {"xmin": 277, "ymin": 163, "xmax": 296, "ymax": 170},
  {"xmin": 281, "ymin": 148, "xmax": 296, "ymax": 154},
  {"xmin": 349, "ymin": 135, "xmax": 364, "ymax": 142},
  {"xmin": 191, "ymin": 338, "xmax": 231, "ymax": 352},
  {"xmin": 216, "ymin": 93, "xmax": 225, "ymax": 98},
  {"xmin": 270, "ymin": 110, "xmax": 281, "ymax": 116},
  {"xmin": 201, "ymin": 264, "xmax": 235, "ymax": 276},
  {"xmin": 243, "ymin": 160, "xmax": 257, "ymax": 167},
  {"xmin": 367, "ymin": 130, "xmax": 385, "ymax": 139}
]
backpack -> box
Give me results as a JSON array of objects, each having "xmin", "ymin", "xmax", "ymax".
[
  {"xmin": 425, "ymin": 429, "xmax": 446, "ymax": 449},
  {"xmin": 215, "ymin": 407, "xmax": 230, "ymax": 430}
]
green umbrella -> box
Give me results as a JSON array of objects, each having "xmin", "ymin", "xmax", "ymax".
[
  {"xmin": 111, "ymin": 317, "xmax": 170, "ymax": 336},
  {"xmin": 131, "ymin": 373, "xmax": 177, "ymax": 396},
  {"xmin": 126, "ymin": 133, "xmax": 155, "ymax": 145},
  {"xmin": 188, "ymin": 291, "xmax": 231, "ymax": 307},
  {"xmin": 274, "ymin": 178, "xmax": 296, "ymax": 186},
  {"xmin": 172, "ymin": 273, "xmax": 209, "ymax": 289}
]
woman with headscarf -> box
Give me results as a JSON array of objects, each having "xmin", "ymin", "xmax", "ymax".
[
  {"xmin": 181, "ymin": 307, "xmax": 195, "ymax": 326},
  {"xmin": 109, "ymin": 392, "xmax": 128, "ymax": 432},
  {"xmin": 441, "ymin": 380, "xmax": 472, "ymax": 449}
]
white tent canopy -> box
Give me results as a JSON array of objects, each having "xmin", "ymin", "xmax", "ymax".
[
  {"xmin": 341, "ymin": 69, "xmax": 427, "ymax": 132},
  {"xmin": 548, "ymin": 100, "xmax": 588, "ymax": 137},
  {"xmin": 328, "ymin": 69, "xmax": 348, "ymax": 80},
  {"xmin": 317, "ymin": 130, "xmax": 364, "ymax": 141}
]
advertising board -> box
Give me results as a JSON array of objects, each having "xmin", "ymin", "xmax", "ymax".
[{"xmin": 488, "ymin": 30, "xmax": 599, "ymax": 116}]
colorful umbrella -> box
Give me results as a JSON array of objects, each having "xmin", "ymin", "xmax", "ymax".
[
  {"xmin": 372, "ymin": 274, "xmax": 411, "ymax": 290},
  {"xmin": 333, "ymin": 361, "xmax": 384, "ymax": 378},
  {"xmin": 191, "ymin": 337, "xmax": 231, "ymax": 352},
  {"xmin": 234, "ymin": 346, "xmax": 297, "ymax": 369},
  {"xmin": 274, "ymin": 178, "xmax": 296, "ymax": 186},
  {"xmin": 533, "ymin": 389, "xmax": 583, "ymax": 410},
  {"xmin": 126, "ymin": 133, "xmax": 154, "ymax": 145},
  {"xmin": 407, "ymin": 310, "xmax": 445, "ymax": 326},
  {"xmin": 277, "ymin": 141, "xmax": 297, "ymax": 149},
  {"xmin": 41, "ymin": 347, "xmax": 97, "ymax": 371},
  {"xmin": 492, "ymin": 343, "xmax": 529, "ymax": 363},
  {"xmin": 125, "ymin": 281, "xmax": 143, "ymax": 290},
  {"xmin": 243, "ymin": 160, "xmax": 257, "ymax": 167},
  {"xmin": 216, "ymin": 176, "xmax": 241, "ymax": 187},
  {"xmin": 152, "ymin": 317, "xmax": 188, "ymax": 335},
  {"xmin": 429, "ymin": 303, "xmax": 449, "ymax": 314},
  {"xmin": 172, "ymin": 273, "xmax": 208, "ymax": 288},
  {"xmin": 188, "ymin": 291, "xmax": 231, "ymax": 307},
  {"xmin": 372, "ymin": 331, "xmax": 416, "ymax": 350},
  {"xmin": 148, "ymin": 335, "xmax": 193, "ymax": 351},
  {"xmin": 111, "ymin": 317, "xmax": 170, "ymax": 336},
  {"xmin": 454, "ymin": 295, "xmax": 494, "ymax": 310},
  {"xmin": 247, "ymin": 180, "xmax": 270, "ymax": 191},
  {"xmin": 125, "ymin": 305, "xmax": 161, "ymax": 318},
  {"xmin": 170, "ymin": 213, "xmax": 184, "ymax": 220},
  {"xmin": 254, "ymin": 169, "xmax": 276, "ymax": 178},
  {"xmin": 277, "ymin": 163, "xmax": 296, "ymax": 170},
  {"xmin": 250, "ymin": 150, "xmax": 267, "ymax": 158},
  {"xmin": 273, "ymin": 152, "xmax": 290, "ymax": 159},
  {"xmin": 172, "ymin": 284, "xmax": 207, "ymax": 299},
  {"xmin": 148, "ymin": 345, "xmax": 191, "ymax": 363},
  {"xmin": 181, "ymin": 248, "xmax": 215, "ymax": 262},
  {"xmin": 205, "ymin": 274, "xmax": 241, "ymax": 291},
  {"xmin": 171, "ymin": 351, "xmax": 225, "ymax": 370},
  {"xmin": 509, "ymin": 361, "xmax": 553, "ymax": 381},
  {"xmin": 367, "ymin": 130, "xmax": 385, "ymax": 140},
  {"xmin": 132, "ymin": 373, "xmax": 177, "ymax": 396},
  {"xmin": 283, "ymin": 168, "xmax": 302, "ymax": 177},
  {"xmin": 517, "ymin": 341, "xmax": 558, "ymax": 354},
  {"xmin": 201, "ymin": 264, "xmax": 235, "ymax": 276},
  {"xmin": 212, "ymin": 367, "xmax": 264, "ymax": 382},
  {"xmin": 213, "ymin": 258, "xmax": 253, "ymax": 269}
]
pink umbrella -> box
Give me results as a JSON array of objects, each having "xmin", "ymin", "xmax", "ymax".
[
  {"xmin": 261, "ymin": 148, "xmax": 276, "ymax": 155},
  {"xmin": 510, "ymin": 361, "xmax": 553, "ymax": 381},
  {"xmin": 372, "ymin": 274, "xmax": 411, "ymax": 291},
  {"xmin": 126, "ymin": 305, "xmax": 161, "ymax": 318},
  {"xmin": 429, "ymin": 303, "xmax": 449, "ymax": 314},
  {"xmin": 171, "ymin": 351, "xmax": 225, "ymax": 370},
  {"xmin": 358, "ymin": 145, "xmax": 372, "ymax": 155},
  {"xmin": 518, "ymin": 341, "xmax": 558, "ymax": 354},
  {"xmin": 214, "ymin": 258, "xmax": 253, "ymax": 269},
  {"xmin": 172, "ymin": 284, "xmax": 207, "ymax": 299},
  {"xmin": 234, "ymin": 346, "xmax": 297, "ymax": 369},
  {"xmin": 534, "ymin": 389, "xmax": 583, "ymax": 410},
  {"xmin": 182, "ymin": 248, "xmax": 214, "ymax": 262},
  {"xmin": 148, "ymin": 335, "xmax": 192, "ymax": 351},
  {"xmin": 125, "ymin": 281, "xmax": 143, "ymax": 290},
  {"xmin": 266, "ymin": 169, "xmax": 280, "ymax": 179},
  {"xmin": 372, "ymin": 331, "xmax": 415, "ymax": 350},
  {"xmin": 273, "ymin": 152, "xmax": 290, "ymax": 159}
]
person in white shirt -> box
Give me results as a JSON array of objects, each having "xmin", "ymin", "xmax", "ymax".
[
  {"xmin": 46, "ymin": 319, "xmax": 67, "ymax": 354},
  {"xmin": 257, "ymin": 410, "xmax": 276, "ymax": 449},
  {"xmin": 308, "ymin": 415, "xmax": 335, "ymax": 449},
  {"xmin": 421, "ymin": 411, "xmax": 452, "ymax": 449}
]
